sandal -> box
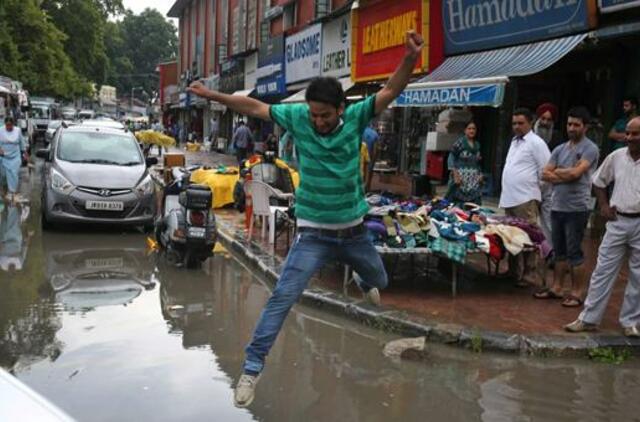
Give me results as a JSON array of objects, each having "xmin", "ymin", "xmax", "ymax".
[
  {"xmin": 533, "ymin": 288, "xmax": 563, "ymax": 299},
  {"xmin": 561, "ymin": 295, "xmax": 583, "ymax": 308}
]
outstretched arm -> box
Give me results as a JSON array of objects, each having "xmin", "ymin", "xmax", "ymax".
[
  {"xmin": 374, "ymin": 31, "xmax": 424, "ymax": 115},
  {"xmin": 187, "ymin": 82, "xmax": 271, "ymax": 121}
]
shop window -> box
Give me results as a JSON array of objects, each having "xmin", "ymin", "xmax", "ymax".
[
  {"xmin": 283, "ymin": 2, "xmax": 296, "ymax": 31},
  {"xmin": 315, "ymin": 0, "xmax": 330, "ymax": 18}
]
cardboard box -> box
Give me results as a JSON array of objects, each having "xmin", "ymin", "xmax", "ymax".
[{"xmin": 163, "ymin": 153, "xmax": 185, "ymax": 168}]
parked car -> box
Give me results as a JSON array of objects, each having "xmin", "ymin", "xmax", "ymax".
[
  {"xmin": 44, "ymin": 120, "xmax": 67, "ymax": 145},
  {"xmin": 78, "ymin": 109, "xmax": 95, "ymax": 120},
  {"xmin": 37, "ymin": 125, "xmax": 158, "ymax": 230}
]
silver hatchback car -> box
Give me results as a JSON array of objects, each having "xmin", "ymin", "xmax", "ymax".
[{"xmin": 37, "ymin": 125, "xmax": 157, "ymax": 229}]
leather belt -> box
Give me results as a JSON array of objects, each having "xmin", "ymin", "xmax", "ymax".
[
  {"xmin": 617, "ymin": 211, "xmax": 640, "ymax": 218},
  {"xmin": 298, "ymin": 223, "xmax": 366, "ymax": 238}
]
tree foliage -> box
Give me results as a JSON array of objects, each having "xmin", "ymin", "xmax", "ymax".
[
  {"xmin": 106, "ymin": 8, "xmax": 178, "ymax": 99},
  {"xmin": 0, "ymin": 1, "xmax": 176, "ymax": 102}
]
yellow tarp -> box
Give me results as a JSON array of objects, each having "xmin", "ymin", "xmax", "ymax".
[
  {"xmin": 190, "ymin": 167, "xmax": 240, "ymax": 209},
  {"xmin": 185, "ymin": 142, "xmax": 202, "ymax": 152},
  {"xmin": 135, "ymin": 130, "xmax": 176, "ymax": 147}
]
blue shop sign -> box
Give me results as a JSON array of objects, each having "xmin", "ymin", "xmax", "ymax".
[
  {"xmin": 396, "ymin": 84, "xmax": 505, "ymax": 107},
  {"xmin": 256, "ymin": 35, "xmax": 287, "ymax": 96},
  {"xmin": 256, "ymin": 74, "xmax": 287, "ymax": 96},
  {"xmin": 443, "ymin": 0, "xmax": 592, "ymax": 54},
  {"xmin": 600, "ymin": 0, "xmax": 640, "ymax": 12}
]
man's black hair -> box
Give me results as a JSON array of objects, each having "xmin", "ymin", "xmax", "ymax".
[
  {"xmin": 305, "ymin": 77, "xmax": 345, "ymax": 109},
  {"xmin": 567, "ymin": 106, "xmax": 591, "ymax": 125},
  {"xmin": 4, "ymin": 116, "xmax": 14, "ymax": 124},
  {"xmin": 623, "ymin": 96, "xmax": 639, "ymax": 108},
  {"xmin": 513, "ymin": 107, "xmax": 534, "ymax": 123}
]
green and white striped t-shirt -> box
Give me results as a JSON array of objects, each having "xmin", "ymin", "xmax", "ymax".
[{"xmin": 269, "ymin": 96, "xmax": 375, "ymax": 224}]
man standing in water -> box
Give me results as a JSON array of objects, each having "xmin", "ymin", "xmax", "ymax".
[{"xmin": 188, "ymin": 31, "xmax": 424, "ymax": 407}]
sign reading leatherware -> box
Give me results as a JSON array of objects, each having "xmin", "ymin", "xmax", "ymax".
[
  {"xmin": 321, "ymin": 13, "xmax": 351, "ymax": 78},
  {"xmin": 443, "ymin": 0, "xmax": 597, "ymax": 54},
  {"xmin": 599, "ymin": 0, "xmax": 640, "ymax": 12},
  {"xmin": 285, "ymin": 23, "xmax": 322, "ymax": 84}
]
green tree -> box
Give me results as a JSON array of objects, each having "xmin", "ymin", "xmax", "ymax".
[
  {"xmin": 107, "ymin": 8, "xmax": 178, "ymax": 99},
  {"xmin": 0, "ymin": 0, "xmax": 89, "ymax": 98},
  {"xmin": 41, "ymin": 0, "xmax": 113, "ymax": 87}
]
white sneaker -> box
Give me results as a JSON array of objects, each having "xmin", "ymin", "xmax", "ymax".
[
  {"xmin": 353, "ymin": 273, "xmax": 381, "ymax": 306},
  {"xmin": 234, "ymin": 373, "xmax": 260, "ymax": 408},
  {"xmin": 364, "ymin": 287, "xmax": 381, "ymax": 306}
]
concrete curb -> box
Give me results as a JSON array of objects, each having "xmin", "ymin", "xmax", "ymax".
[{"xmin": 216, "ymin": 220, "xmax": 640, "ymax": 358}]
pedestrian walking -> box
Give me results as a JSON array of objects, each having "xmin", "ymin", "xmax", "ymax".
[
  {"xmin": 0, "ymin": 117, "xmax": 28, "ymax": 203},
  {"xmin": 446, "ymin": 120, "xmax": 483, "ymax": 205},
  {"xmin": 565, "ymin": 116, "xmax": 640, "ymax": 337},
  {"xmin": 536, "ymin": 107, "xmax": 599, "ymax": 307},
  {"xmin": 499, "ymin": 108, "xmax": 551, "ymax": 285},
  {"xmin": 232, "ymin": 120, "xmax": 253, "ymax": 163},
  {"xmin": 188, "ymin": 30, "xmax": 424, "ymax": 408},
  {"xmin": 608, "ymin": 96, "xmax": 638, "ymax": 153}
]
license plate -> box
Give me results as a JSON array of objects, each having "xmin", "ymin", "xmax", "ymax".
[
  {"xmin": 188, "ymin": 227, "xmax": 206, "ymax": 238},
  {"xmin": 86, "ymin": 201, "xmax": 124, "ymax": 211},
  {"xmin": 85, "ymin": 257, "xmax": 124, "ymax": 269}
]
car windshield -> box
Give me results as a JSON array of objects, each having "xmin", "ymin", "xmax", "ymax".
[
  {"xmin": 57, "ymin": 131, "xmax": 142, "ymax": 166},
  {"xmin": 32, "ymin": 106, "xmax": 49, "ymax": 118}
]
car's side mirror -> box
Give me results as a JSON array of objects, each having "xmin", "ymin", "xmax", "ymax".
[
  {"xmin": 36, "ymin": 148, "xmax": 50, "ymax": 161},
  {"xmin": 145, "ymin": 157, "xmax": 158, "ymax": 167}
]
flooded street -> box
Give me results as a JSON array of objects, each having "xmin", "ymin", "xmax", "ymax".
[{"xmin": 1, "ymin": 170, "xmax": 640, "ymax": 421}]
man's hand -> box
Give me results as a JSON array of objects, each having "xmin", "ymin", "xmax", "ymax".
[
  {"xmin": 600, "ymin": 204, "xmax": 617, "ymax": 221},
  {"xmin": 187, "ymin": 81, "xmax": 210, "ymax": 99},
  {"xmin": 405, "ymin": 31, "xmax": 424, "ymax": 60}
]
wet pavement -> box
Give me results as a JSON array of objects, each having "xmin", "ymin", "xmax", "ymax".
[{"xmin": 1, "ymin": 154, "xmax": 640, "ymax": 420}]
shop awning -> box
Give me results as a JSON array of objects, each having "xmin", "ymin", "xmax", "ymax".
[
  {"xmin": 232, "ymin": 88, "xmax": 255, "ymax": 97},
  {"xmin": 282, "ymin": 77, "xmax": 354, "ymax": 104},
  {"xmin": 397, "ymin": 33, "xmax": 588, "ymax": 108}
]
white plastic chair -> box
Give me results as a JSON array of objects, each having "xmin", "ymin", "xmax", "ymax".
[{"xmin": 244, "ymin": 180, "xmax": 294, "ymax": 244}]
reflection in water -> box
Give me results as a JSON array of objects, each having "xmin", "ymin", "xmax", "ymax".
[
  {"xmin": 45, "ymin": 235, "xmax": 156, "ymax": 311},
  {"xmin": 0, "ymin": 203, "xmax": 32, "ymax": 272},
  {"xmin": 1, "ymin": 229, "xmax": 640, "ymax": 421}
]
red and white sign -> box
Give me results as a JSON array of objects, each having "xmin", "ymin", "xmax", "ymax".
[{"xmin": 352, "ymin": 0, "xmax": 443, "ymax": 83}]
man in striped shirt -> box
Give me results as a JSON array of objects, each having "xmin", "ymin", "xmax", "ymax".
[{"xmin": 188, "ymin": 31, "xmax": 424, "ymax": 408}]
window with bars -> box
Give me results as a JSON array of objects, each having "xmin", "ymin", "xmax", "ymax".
[
  {"xmin": 315, "ymin": 0, "xmax": 330, "ymax": 18},
  {"xmin": 260, "ymin": 20, "xmax": 270, "ymax": 43}
]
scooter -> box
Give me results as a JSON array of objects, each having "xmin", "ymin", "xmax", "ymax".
[{"xmin": 155, "ymin": 167, "xmax": 217, "ymax": 268}]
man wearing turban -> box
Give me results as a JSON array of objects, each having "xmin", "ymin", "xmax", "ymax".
[{"xmin": 534, "ymin": 103, "xmax": 563, "ymax": 152}]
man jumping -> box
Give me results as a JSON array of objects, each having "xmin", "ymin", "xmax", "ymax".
[{"xmin": 188, "ymin": 30, "xmax": 424, "ymax": 408}]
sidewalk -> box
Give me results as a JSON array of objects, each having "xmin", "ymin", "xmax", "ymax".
[{"xmin": 177, "ymin": 148, "xmax": 640, "ymax": 356}]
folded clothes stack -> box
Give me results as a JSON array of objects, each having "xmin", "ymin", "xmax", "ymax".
[{"xmin": 364, "ymin": 193, "xmax": 551, "ymax": 264}]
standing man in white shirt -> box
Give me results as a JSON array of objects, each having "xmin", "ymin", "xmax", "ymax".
[
  {"xmin": 565, "ymin": 117, "xmax": 640, "ymax": 337},
  {"xmin": 500, "ymin": 108, "xmax": 551, "ymax": 284}
]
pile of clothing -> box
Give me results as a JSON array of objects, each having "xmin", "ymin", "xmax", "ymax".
[{"xmin": 364, "ymin": 194, "xmax": 551, "ymax": 264}]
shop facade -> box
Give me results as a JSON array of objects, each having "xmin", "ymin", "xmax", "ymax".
[
  {"xmin": 400, "ymin": 0, "xmax": 602, "ymax": 196},
  {"xmin": 350, "ymin": 0, "xmax": 444, "ymax": 195}
]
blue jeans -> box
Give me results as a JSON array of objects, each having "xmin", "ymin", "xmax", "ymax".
[
  {"xmin": 551, "ymin": 211, "xmax": 590, "ymax": 266},
  {"xmin": 243, "ymin": 229, "xmax": 388, "ymax": 374}
]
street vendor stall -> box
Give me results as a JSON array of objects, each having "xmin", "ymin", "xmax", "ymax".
[{"xmin": 343, "ymin": 193, "xmax": 550, "ymax": 297}]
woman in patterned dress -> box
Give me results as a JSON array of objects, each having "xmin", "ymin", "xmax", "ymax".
[{"xmin": 446, "ymin": 120, "xmax": 483, "ymax": 205}]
